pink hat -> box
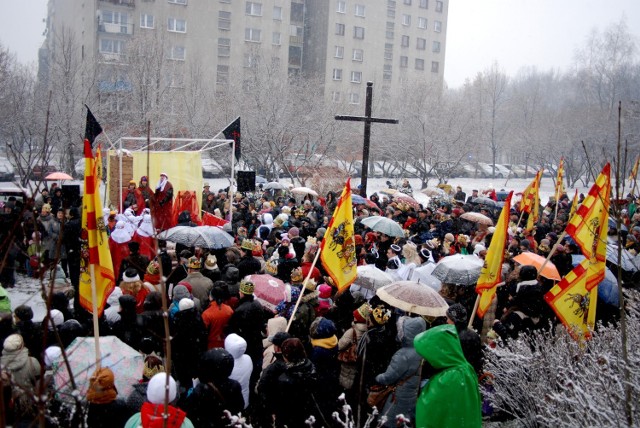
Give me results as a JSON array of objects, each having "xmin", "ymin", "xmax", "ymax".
[{"xmin": 318, "ymin": 284, "xmax": 332, "ymax": 299}]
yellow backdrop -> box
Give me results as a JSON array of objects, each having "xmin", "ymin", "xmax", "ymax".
[{"xmin": 107, "ymin": 151, "xmax": 203, "ymax": 210}]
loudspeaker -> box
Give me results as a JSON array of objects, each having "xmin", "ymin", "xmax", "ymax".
[
  {"xmin": 236, "ymin": 171, "xmax": 256, "ymax": 193},
  {"xmin": 62, "ymin": 185, "xmax": 81, "ymax": 208}
]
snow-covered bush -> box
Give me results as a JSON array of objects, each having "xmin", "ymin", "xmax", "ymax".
[{"xmin": 486, "ymin": 292, "xmax": 640, "ymax": 427}]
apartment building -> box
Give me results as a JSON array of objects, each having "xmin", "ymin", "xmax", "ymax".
[{"xmin": 40, "ymin": 0, "xmax": 447, "ymax": 108}]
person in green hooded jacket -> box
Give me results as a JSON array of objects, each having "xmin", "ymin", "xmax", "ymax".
[{"xmin": 413, "ymin": 324, "xmax": 481, "ymax": 428}]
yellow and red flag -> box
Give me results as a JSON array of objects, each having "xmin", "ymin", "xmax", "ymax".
[
  {"xmin": 629, "ymin": 155, "xmax": 639, "ymax": 181},
  {"xmin": 320, "ymin": 178, "xmax": 357, "ymax": 291},
  {"xmin": 476, "ymin": 191, "xmax": 513, "ymax": 318},
  {"xmin": 79, "ymin": 137, "xmax": 115, "ymax": 316},
  {"xmin": 569, "ymin": 188, "xmax": 579, "ymax": 221},
  {"xmin": 544, "ymin": 258, "xmax": 598, "ymax": 340},
  {"xmin": 565, "ymin": 163, "xmax": 610, "ymax": 264},
  {"xmin": 555, "ymin": 157, "xmax": 565, "ymax": 201},
  {"xmin": 523, "ymin": 170, "xmax": 543, "ymax": 232}
]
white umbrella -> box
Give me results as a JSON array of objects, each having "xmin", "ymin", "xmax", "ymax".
[
  {"xmin": 376, "ymin": 280, "xmax": 449, "ymax": 317},
  {"xmin": 360, "ymin": 216, "xmax": 405, "ymax": 238},
  {"xmin": 355, "ymin": 265, "xmax": 395, "ymax": 291},
  {"xmin": 432, "ymin": 254, "xmax": 484, "ymax": 286},
  {"xmin": 264, "ymin": 181, "xmax": 287, "ymax": 190},
  {"xmin": 411, "ymin": 263, "xmax": 442, "ymax": 292},
  {"xmin": 291, "ymin": 186, "xmax": 319, "ymax": 197},
  {"xmin": 158, "ymin": 225, "xmax": 234, "ymax": 249}
]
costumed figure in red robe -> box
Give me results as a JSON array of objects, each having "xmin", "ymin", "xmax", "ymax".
[
  {"xmin": 133, "ymin": 209, "xmax": 157, "ymax": 260},
  {"xmin": 108, "ymin": 220, "xmax": 131, "ymax": 281},
  {"xmin": 171, "ymin": 190, "xmax": 202, "ymax": 226},
  {"xmin": 153, "ymin": 172, "xmax": 174, "ymax": 231}
]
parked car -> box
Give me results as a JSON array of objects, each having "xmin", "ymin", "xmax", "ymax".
[
  {"xmin": 0, "ymin": 181, "xmax": 31, "ymax": 205},
  {"xmin": 0, "ymin": 160, "xmax": 15, "ymax": 181}
]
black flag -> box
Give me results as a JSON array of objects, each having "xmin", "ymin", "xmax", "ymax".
[
  {"xmin": 222, "ymin": 117, "xmax": 241, "ymax": 161},
  {"xmin": 85, "ymin": 106, "xmax": 103, "ymax": 148}
]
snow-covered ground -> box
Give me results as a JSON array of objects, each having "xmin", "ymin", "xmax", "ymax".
[{"xmin": 6, "ymin": 275, "xmax": 49, "ymax": 322}]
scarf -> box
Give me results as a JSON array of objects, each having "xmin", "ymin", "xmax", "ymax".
[
  {"xmin": 311, "ymin": 335, "xmax": 338, "ymax": 349},
  {"xmin": 156, "ymin": 176, "xmax": 168, "ymax": 192}
]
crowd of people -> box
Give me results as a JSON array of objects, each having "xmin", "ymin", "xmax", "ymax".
[{"xmin": 0, "ymin": 175, "xmax": 633, "ymax": 427}]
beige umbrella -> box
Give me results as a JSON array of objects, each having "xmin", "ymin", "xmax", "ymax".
[
  {"xmin": 290, "ymin": 186, "xmax": 318, "ymax": 197},
  {"xmin": 420, "ymin": 187, "xmax": 446, "ymax": 197},
  {"xmin": 376, "ymin": 280, "xmax": 449, "ymax": 317},
  {"xmin": 460, "ymin": 212, "xmax": 494, "ymax": 226}
]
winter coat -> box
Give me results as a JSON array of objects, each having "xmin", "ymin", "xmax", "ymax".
[
  {"xmin": 1, "ymin": 347, "xmax": 40, "ymax": 389},
  {"xmin": 171, "ymin": 308, "xmax": 207, "ymax": 387},
  {"xmin": 262, "ymin": 317, "xmax": 287, "ymax": 369},
  {"xmin": 182, "ymin": 272, "xmax": 214, "ymax": 304},
  {"xmin": 224, "ymin": 333, "xmax": 253, "ymax": 408},
  {"xmin": 256, "ymin": 357, "xmax": 287, "ymax": 425},
  {"xmin": 226, "ymin": 295, "xmax": 265, "ymax": 364},
  {"xmin": 414, "ymin": 324, "xmax": 482, "ymax": 428},
  {"xmin": 111, "ymin": 313, "xmax": 143, "ymax": 352},
  {"xmin": 180, "ymin": 348, "xmax": 244, "ymax": 427},
  {"xmin": 201, "ymin": 301, "xmax": 234, "ymax": 349},
  {"xmin": 87, "ymin": 399, "xmax": 133, "ymax": 428},
  {"xmin": 274, "ymin": 359, "xmax": 319, "ymax": 428},
  {"xmin": 360, "ymin": 323, "xmax": 400, "ymax": 390},
  {"xmin": 14, "ymin": 321, "xmax": 43, "ymax": 361},
  {"xmin": 309, "ymin": 318, "xmax": 341, "ymax": 415},
  {"xmin": 288, "ymin": 290, "xmax": 318, "ymax": 346},
  {"xmin": 124, "ymin": 403, "xmax": 194, "ymax": 428},
  {"xmin": 39, "ymin": 214, "xmax": 59, "ymax": 258},
  {"xmin": 126, "ymin": 382, "xmax": 148, "ymax": 414},
  {"xmin": 236, "ymin": 254, "xmax": 261, "ymax": 279},
  {"xmin": 338, "ymin": 321, "xmax": 367, "ymax": 389},
  {"xmin": 375, "ymin": 317, "xmax": 426, "ymax": 426}
]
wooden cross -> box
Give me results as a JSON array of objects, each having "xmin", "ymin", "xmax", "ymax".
[{"xmin": 335, "ymin": 81, "xmax": 399, "ymax": 197}]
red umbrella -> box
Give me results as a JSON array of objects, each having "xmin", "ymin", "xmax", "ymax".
[
  {"xmin": 245, "ymin": 274, "xmax": 286, "ymax": 312},
  {"xmin": 393, "ymin": 194, "xmax": 420, "ymax": 209}
]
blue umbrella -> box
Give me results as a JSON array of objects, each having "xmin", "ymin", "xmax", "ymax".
[
  {"xmin": 571, "ymin": 254, "xmax": 619, "ymax": 306},
  {"xmin": 361, "ymin": 216, "xmax": 405, "ymax": 238}
]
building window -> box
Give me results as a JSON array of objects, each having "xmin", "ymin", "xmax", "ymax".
[
  {"xmin": 218, "ymin": 11, "xmax": 231, "ymax": 30},
  {"xmin": 168, "ymin": 0, "xmax": 187, "ymax": 4},
  {"xmin": 290, "ymin": 25, "xmax": 303, "ymax": 37},
  {"xmin": 218, "ymin": 37, "xmax": 231, "ymax": 56},
  {"xmin": 216, "ymin": 65, "xmax": 229, "ymax": 84},
  {"xmin": 349, "ymin": 93, "xmax": 360, "ymax": 104},
  {"xmin": 402, "ymin": 14, "xmax": 411, "ymax": 26},
  {"xmin": 432, "ymin": 40, "xmax": 441, "ymax": 52},
  {"xmin": 140, "ymin": 14, "xmax": 154, "ymax": 29},
  {"xmin": 352, "ymin": 48, "xmax": 363, "ymax": 61},
  {"xmin": 415, "ymin": 58, "xmax": 424, "ymax": 70},
  {"xmin": 332, "ymin": 91, "xmax": 341, "ymax": 102},
  {"xmin": 335, "ymin": 23, "xmax": 345, "ymax": 36},
  {"xmin": 387, "ymin": 7, "xmax": 395, "ymax": 18},
  {"xmin": 388, "ymin": 0, "xmax": 396, "ymax": 7},
  {"xmin": 435, "ymin": 0, "xmax": 443, "ymax": 12},
  {"xmin": 245, "ymin": 2, "xmax": 263, "ymax": 16},
  {"xmin": 400, "ymin": 55, "xmax": 408, "ymax": 67},
  {"xmin": 431, "ymin": 61, "xmax": 439, "ymax": 72},
  {"xmin": 384, "ymin": 43, "xmax": 393, "ymax": 60},
  {"xmin": 335, "ymin": 45, "xmax": 344, "ymax": 58},
  {"xmin": 272, "ymin": 32, "xmax": 281, "ymax": 45},
  {"xmin": 351, "ymin": 71, "xmax": 362, "ymax": 83},
  {"xmin": 383, "ymin": 64, "xmax": 392, "ymax": 80},
  {"xmin": 168, "ymin": 17, "xmax": 186, "ymax": 33},
  {"xmin": 336, "ymin": 0, "xmax": 346, "ymax": 13},
  {"xmin": 220, "ymin": 0, "xmax": 230, "ymax": 3},
  {"xmin": 419, "ymin": 0, "xmax": 428, "ymax": 8},
  {"xmin": 169, "ymin": 45, "xmax": 186, "ymax": 60},
  {"xmin": 386, "ymin": 22, "xmax": 394, "ymax": 39},
  {"xmin": 332, "ymin": 68, "xmax": 343, "ymax": 80},
  {"xmin": 434, "ymin": 20, "xmax": 442, "ymax": 32},
  {"xmin": 403, "ymin": 0, "xmax": 411, "ymax": 4},
  {"xmin": 99, "ymin": 38, "xmax": 125, "ymax": 54},
  {"xmin": 353, "ymin": 26, "xmax": 365, "ymax": 39},
  {"xmin": 244, "ymin": 53, "xmax": 258, "ymax": 68},
  {"xmin": 355, "ymin": 4, "xmax": 365, "ymax": 17},
  {"xmin": 245, "ymin": 28, "xmax": 261, "ymax": 42},
  {"xmin": 273, "ymin": 6, "xmax": 283, "ymax": 20},
  {"xmin": 416, "ymin": 37, "xmax": 426, "ymax": 50},
  {"xmin": 418, "ymin": 17, "xmax": 427, "ymax": 29},
  {"xmin": 401, "ymin": 35, "xmax": 409, "ymax": 47}
]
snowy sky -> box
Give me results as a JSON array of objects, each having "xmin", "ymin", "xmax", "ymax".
[{"xmin": 0, "ymin": 0, "xmax": 639, "ymax": 87}]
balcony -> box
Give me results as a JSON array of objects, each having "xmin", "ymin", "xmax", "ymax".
[
  {"xmin": 99, "ymin": 0, "xmax": 135, "ymax": 7},
  {"xmin": 99, "ymin": 21, "xmax": 134, "ymax": 35}
]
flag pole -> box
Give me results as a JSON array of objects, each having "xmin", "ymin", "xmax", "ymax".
[
  {"xmin": 119, "ymin": 137, "xmax": 123, "ymax": 213},
  {"xmin": 285, "ymin": 249, "xmax": 322, "ymax": 332},
  {"xmin": 468, "ymin": 295, "xmax": 480, "ymax": 328},
  {"xmin": 228, "ymin": 138, "xmax": 236, "ymax": 222},
  {"xmin": 538, "ymin": 231, "xmax": 567, "ymax": 276},
  {"xmin": 89, "ymin": 264, "xmax": 101, "ymax": 369}
]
